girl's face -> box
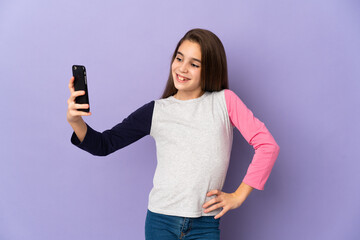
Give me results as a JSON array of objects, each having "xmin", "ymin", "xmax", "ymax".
[{"xmin": 172, "ymin": 40, "xmax": 202, "ymax": 96}]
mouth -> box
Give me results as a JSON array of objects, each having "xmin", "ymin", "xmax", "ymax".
[{"xmin": 175, "ymin": 73, "xmax": 190, "ymax": 83}]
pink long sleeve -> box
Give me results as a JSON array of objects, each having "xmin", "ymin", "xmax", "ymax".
[{"xmin": 224, "ymin": 89, "xmax": 280, "ymax": 190}]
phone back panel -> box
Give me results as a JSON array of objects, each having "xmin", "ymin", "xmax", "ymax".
[{"xmin": 72, "ymin": 65, "xmax": 90, "ymax": 112}]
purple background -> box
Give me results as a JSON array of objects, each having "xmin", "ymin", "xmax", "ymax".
[{"xmin": 1, "ymin": 0, "xmax": 359, "ymax": 239}]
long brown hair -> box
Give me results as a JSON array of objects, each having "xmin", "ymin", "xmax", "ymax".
[{"xmin": 160, "ymin": 28, "xmax": 229, "ymax": 99}]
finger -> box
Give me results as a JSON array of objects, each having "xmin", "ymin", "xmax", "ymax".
[
  {"xmin": 214, "ymin": 208, "xmax": 227, "ymax": 219},
  {"xmin": 204, "ymin": 202, "xmax": 223, "ymax": 213},
  {"xmin": 205, "ymin": 203, "xmax": 221, "ymax": 213},
  {"xmin": 71, "ymin": 90, "xmax": 86, "ymax": 101},
  {"xmin": 73, "ymin": 103, "xmax": 90, "ymax": 110},
  {"xmin": 70, "ymin": 109, "xmax": 92, "ymax": 116},
  {"xmin": 203, "ymin": 197, "xmax": 218, "ymax": 208},
  {"xmin": 207, "ymin": 189, "xmax": 220, "ymax": 197},
  {"xmin": 68, "ymin": 76, "xmax": 75, "ymax": 93},
  {"xmin": 68, "ymin": 103, "xmax": 89, "ymax": 112}
]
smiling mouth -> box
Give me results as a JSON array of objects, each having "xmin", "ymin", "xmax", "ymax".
[{"xmin": 176, "ymin": 73, "xmax": 190, "ymax": 82}]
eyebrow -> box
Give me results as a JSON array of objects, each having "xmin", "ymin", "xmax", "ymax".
[{"xmin": 177, "ymin": 51, "xmax": 201, "ymax": 63}]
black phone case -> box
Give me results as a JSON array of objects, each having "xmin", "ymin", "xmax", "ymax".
[{"xmin": 72, "ymin": 65, "xmax": 90, "ymax": 112}]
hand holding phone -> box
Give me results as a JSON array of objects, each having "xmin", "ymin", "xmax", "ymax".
[{"xmin": 67, "ymin": 65, "xmax": 91, "ymax": 126}]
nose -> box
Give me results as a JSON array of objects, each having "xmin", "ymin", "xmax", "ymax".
[{"xmin": 179, "ymin": 62, "xmax": 188, "ymax": 73}]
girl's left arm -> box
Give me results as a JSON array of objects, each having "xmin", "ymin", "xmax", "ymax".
[
  {"xmin": 224, "ymin": 89, "xmax": 280, "ymax": 190},
  {"xmin": 203, "ymin": 89, "xmax": 280, "ymax": 219}
]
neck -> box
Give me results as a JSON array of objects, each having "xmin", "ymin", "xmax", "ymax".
[{"xmin": 174, "ymin": 90, "xmax": 205, "ymax": 100}]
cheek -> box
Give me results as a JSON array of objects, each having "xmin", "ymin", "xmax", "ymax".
[
  {"xmin": 171, "ymin": 65, "xmax": 176, "ymax": 78},
  {"xmin": 171, "ymin": 61, "xmax": 177, "ymax": 71},
  {"xmin": 195, "ymin": 69, "xmax": 201, "ymax": 80}
]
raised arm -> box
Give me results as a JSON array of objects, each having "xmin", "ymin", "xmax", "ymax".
[
  {"xmin": 70, "ymin": 100, "xmax": 154, "ymax": 156},
  {"xmin": 67, "ymin": 76, "xmax": 92, "ymax": 142},
  {"xmin": 67, "ymin": 75, "xmax": 155, "ymax": 156}
]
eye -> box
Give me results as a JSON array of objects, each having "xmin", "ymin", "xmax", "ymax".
[
  {"xmin": 191, "ymin": 63, "xmax": 200, "ymax": 68},
  {"xmin": 176, "ymin": 57, "xmax": 182, "ymax": 62}
]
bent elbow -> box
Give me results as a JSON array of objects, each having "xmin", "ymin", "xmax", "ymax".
[
  {"xmin": 92, "ymin": 152, "xmax": 109, "ymax": 157},
  {"xmin": 272, "ymin": 142, "xmax": 280, "ymax": 157},
  {"xmin": 275, "ymin": 143, "xmax": 280, "ymax": 152}
]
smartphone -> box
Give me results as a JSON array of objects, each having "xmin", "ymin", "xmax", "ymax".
[{"xmin": 72, "ymin": 65, "xmax": 90, "ymax": 112}]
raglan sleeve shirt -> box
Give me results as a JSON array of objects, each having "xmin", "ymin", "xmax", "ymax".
[
  {"xmin": 224, "ymin": 89, "xmax": 280, "ymax": 190},
  {"xmin": 70, "ymin": 90, "xmax": 279, "ymax": 193}
]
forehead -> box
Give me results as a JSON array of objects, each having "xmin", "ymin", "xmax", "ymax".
[{"xmin": 177, "ymin": 40, "xmax": 201, "ymax": 59}]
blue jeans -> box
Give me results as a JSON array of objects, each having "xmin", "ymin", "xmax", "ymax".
[{"xmin": 145, "ymin": 209, "xmax": 221, "ymax": 240}]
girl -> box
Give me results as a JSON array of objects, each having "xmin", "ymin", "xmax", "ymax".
[{"xmin": 67, "ymin": 28, "xmax": 280, "ymax": 240}]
